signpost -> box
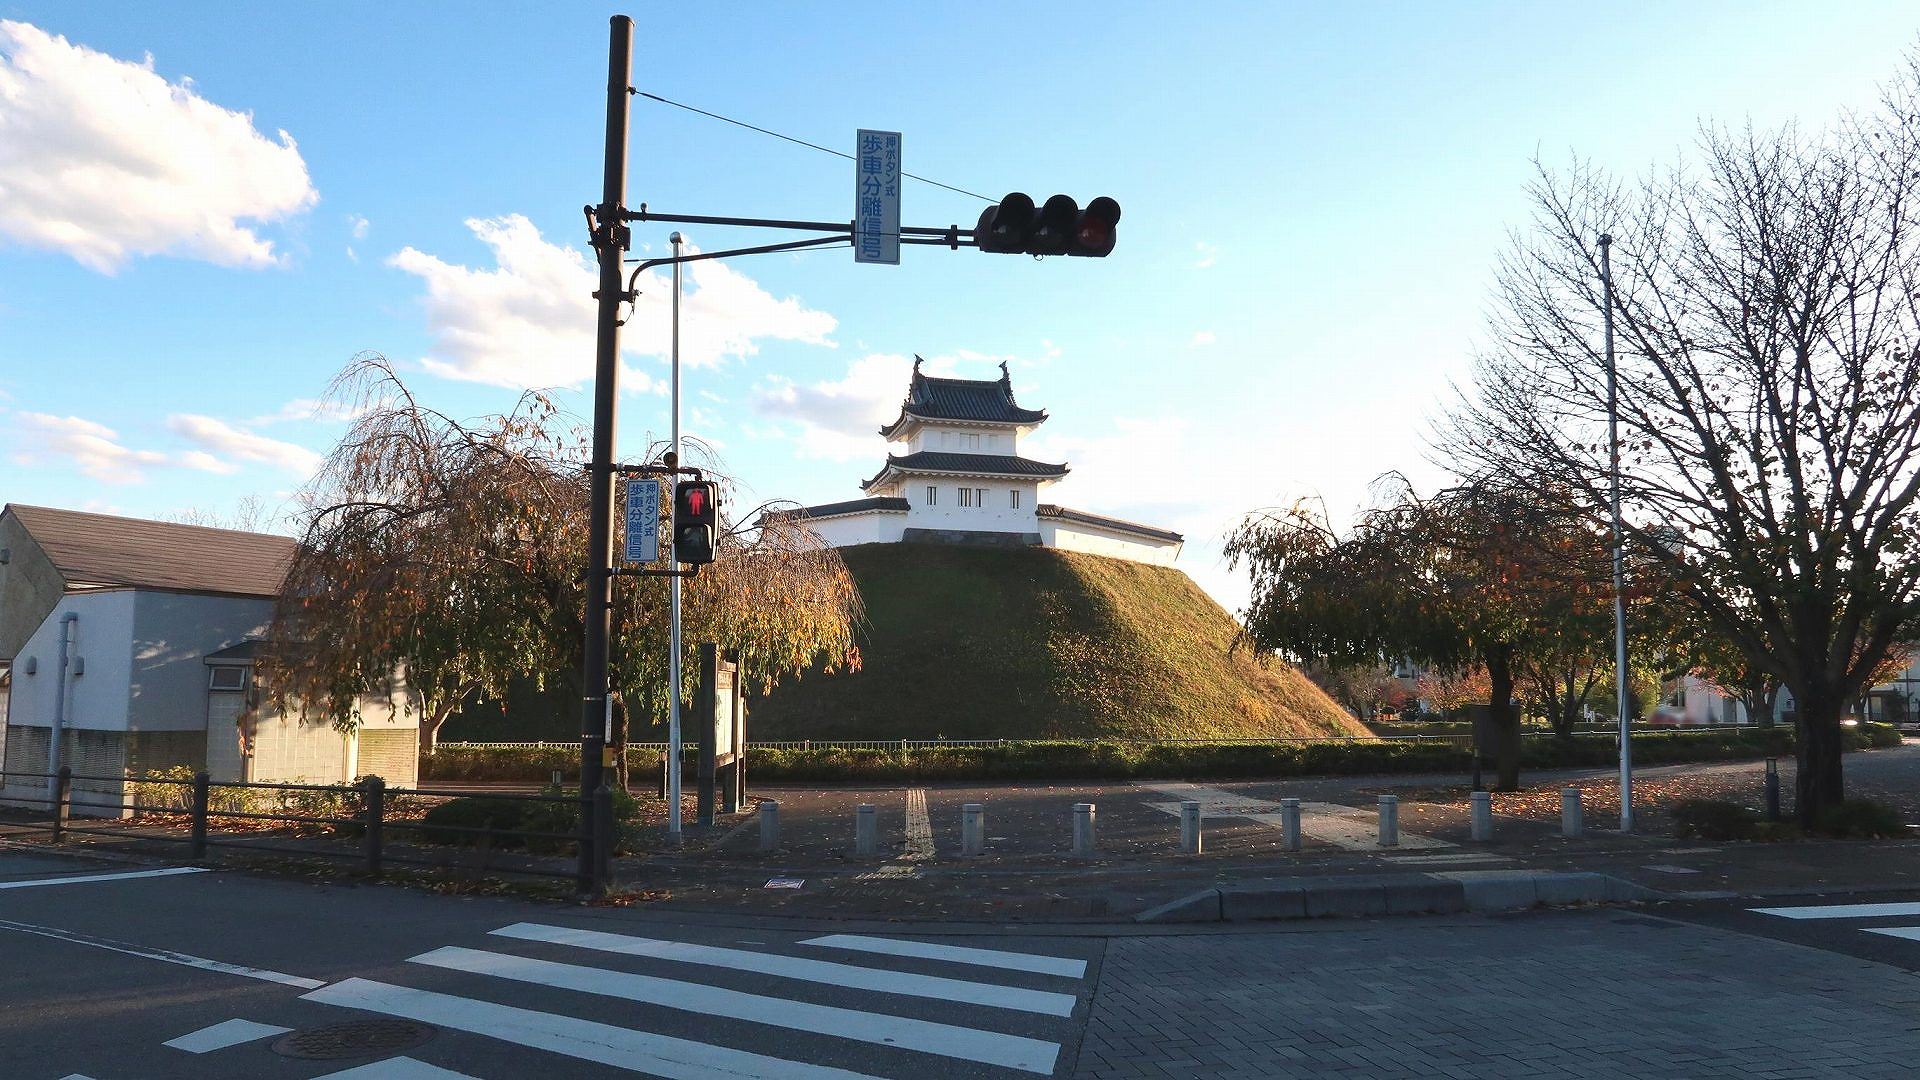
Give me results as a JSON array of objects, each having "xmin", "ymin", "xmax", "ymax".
[
  {"xmin": 623, "ymin": 478, "xmax": 660, "ymax": 564},
  {"xmin": 854, "ymin": 129, "xmax": 901, "ymax": 265}
]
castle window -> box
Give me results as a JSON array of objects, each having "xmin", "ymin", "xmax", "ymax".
[
  {"xmin": 969, "ymin": 433, "xmax": 980, "ymax": 449},
  {"xmin": 1010, "ymin": 489, "xmax": 1022, "ymax": 509},
  {"xmin": 976, "ymin": 488, "xmax": 987, "ymax": 507},
  {"xmin": 958, "ymin": 488, "xmax": 976, "ymax": 508},
  {"xmin": 926, "ymin": 486, "xmax": 938, "ymax": 506}
]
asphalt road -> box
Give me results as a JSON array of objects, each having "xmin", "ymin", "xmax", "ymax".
[{"xmin": 10, "ymin": 845, "xmax": 1920, "ymax": 1078}]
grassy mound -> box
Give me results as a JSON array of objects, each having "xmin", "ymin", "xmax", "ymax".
[{"xmin": 751, "ymin": 542, "xmax": 1366, "ymax": 740}]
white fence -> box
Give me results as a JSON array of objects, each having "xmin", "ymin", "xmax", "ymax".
[{"xmin": 436, "ymin": 727, "xmax": 1756, "ymax": 755}]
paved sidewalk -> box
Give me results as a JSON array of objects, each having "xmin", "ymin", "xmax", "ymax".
[
  {"xmin": 1078, "ymin": 909, "xmax": 1920, "ymax": 1078},
  {"xmin": 621, "ymin": 744, "xmax": 1920, "ymax": 921}
]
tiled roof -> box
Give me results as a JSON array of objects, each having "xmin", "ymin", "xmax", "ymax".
[
  {"xmin": 4, "ymin": 504, "xmax": 296, "ymax": 598},
  {"xmin": 764, "ymin": 497, "xmax": 911, "ymax": 523},
  {"xmin": 862, "ymin": 451, "xmax": 1069, "ymax": 490},
  {"xmin": 1037, "ymin": 504, "xmax": 1184, "ymax": 544},
  {"xmin": 879, "ymin": 358, "xmax": 1047, "ymax": 437}
]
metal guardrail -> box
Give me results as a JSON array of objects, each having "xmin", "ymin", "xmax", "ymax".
[{"xmin": 0, "ymin": 767, "xmax": 611, "ymax": 892}]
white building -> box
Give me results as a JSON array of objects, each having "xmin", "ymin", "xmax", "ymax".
[
  {"xmin": 0, "ymin": 505, "xmax": 418, "ymax": 814},
  {"xmin": 770, "ymin": 359, "xmax": 1183, "ymax": 564}
]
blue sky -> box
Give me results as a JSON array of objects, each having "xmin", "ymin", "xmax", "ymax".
[{"xmin": 1, "ymin": 2, "xmax": 1915, "ymax": 609}]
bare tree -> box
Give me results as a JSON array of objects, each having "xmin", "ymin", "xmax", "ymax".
[{"xmin": 1448, "ymin": 61, "xmax": 1920, "ymax": 823}]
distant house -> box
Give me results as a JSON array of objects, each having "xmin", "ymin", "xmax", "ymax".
[
  {"xmin": 1665, "ymin": 657, "xmax": 1920, "ymax": 726},
  {"xmin": 765, "ymin": 359, "xmax": 1184, "ymax": 565},
  {"xmin": 0, "ymin": 505, "xmax": 418, "ymax": 815}
]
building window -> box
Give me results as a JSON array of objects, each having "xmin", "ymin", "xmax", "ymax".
[
  {"xmin": 958, "ymin": 488, "xmax": 974, "ymax": 508},
  {"xmin": 975, "ymin": 488, "xmax": 987, "ymax": 508},
  {"xmin": 1010, "ymin": 489, "xmax": 1022, "ymax": 509},
  {"xmin": 969, "ymin": 433, "xmax": 980, "ymax": 449},
  {"xmin": 209, "ymin": 666, "xmax": 249, "ymax": 692},
  {"xmin": 926, "ymin": 485, "xmax": 938, "ymax": 506}
]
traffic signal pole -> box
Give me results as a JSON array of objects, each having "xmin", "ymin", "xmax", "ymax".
[
  {"xmin": 574, "ymin": 17, "xmax": 1120, "ymax": 891},
  {"xmin": 578, "ymin": 14, "xmax": 633, "ymax": 894}
]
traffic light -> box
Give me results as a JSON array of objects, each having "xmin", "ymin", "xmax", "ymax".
[
  {"xmin": 672, "ymin": 480, "xmax": 719, "ymax": 565},
  {"xmin": 974, "ymin": 193, "xmax": 1121, "ymax": 257}
]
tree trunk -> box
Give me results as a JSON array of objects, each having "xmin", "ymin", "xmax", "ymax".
[
  {"xmin": 1794, "ymin": 685, "xmax": 1847, "ymax": 828},
  {"xmin": 1552, "ymin": 673, "xmax": 1578, "ymax": 740},
  {"xmin": 609, "ymin": 692, "xmax": 631, "ymax": 793},
  {"xmin": 1487, "ymin": 646, "xmax": 1521, "ymax": 791}
]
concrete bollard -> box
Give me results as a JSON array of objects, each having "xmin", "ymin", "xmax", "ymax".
[
  {"xmin": 1470, "ymin": 790, "xmax": 1493, "ymax": 842},
  {"xmin": 758, "ymin": 799, "xmax": 781, "ymax": 851},
  {"xmin": 961, "ymin": 803, "xmax": 985, "ymax": 856},
  {"xmin": 1179, "ymin": 800, "xmax": 1203, "ymax": 854},
  {"xmin": 1072, "ymin": 802, "xmax": 1097, "ymax": 856},
  {"xmin": 1280, "ymin": 797, "xmax": 1302, "ymax": 851},
  {"xmin": 1561, "ymin": 788, "xmax": 1583, "ymax": 838},
  {"xmin": 1377, "ymin": 794, "xmax": 1400, "ymax": 848},
  {"xmin": 855, "ymin": 803, "xmax": 877, "ymax": 856}
]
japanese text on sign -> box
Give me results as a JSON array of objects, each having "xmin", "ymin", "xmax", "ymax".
[
  {"xmin": 854, "ymin": 129, "xmax": 901, "ymax": 265},
  {"xmin": 624, "ymin": 478, "xmax": 661, "ymax": 564}
]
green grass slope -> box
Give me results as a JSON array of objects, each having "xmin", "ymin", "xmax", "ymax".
[{"xmin": 752, "ymin": 543, "xmax": 1367, "ymax": 740}]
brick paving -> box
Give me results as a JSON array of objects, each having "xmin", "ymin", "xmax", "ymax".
[{"xmin": 1075, "ymin": 910, "xmax": 1920, "ymax": 1078}]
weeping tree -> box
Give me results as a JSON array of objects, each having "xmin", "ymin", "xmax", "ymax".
[
  {"xmin": 1447, "ymin": 57, "xmax": 1920, "ymax": 824},
  {"xmin": 266, "ymin": 355, "xmax": 863, "ymax": 776},
  {"xmin": 1227, "ymin": 478, "xmax": 1616, "ymax": 790}
]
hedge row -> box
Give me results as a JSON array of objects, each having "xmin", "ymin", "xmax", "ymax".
[{"xmin": 420, "ymin": 723, "xmax": 1900, "ymax": 785}]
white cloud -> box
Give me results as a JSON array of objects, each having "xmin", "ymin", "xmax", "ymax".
[
  {"xmin": 1194, "ymin": 242, "xmax": 1218, "ymax": 269},
  {"xmin": 167, "ymin": 414, "xmax": 323, "ymax": 476},
  {"xmin": 1189, "ymin": 330, "xmax": 1216, "ymax": 347},
  {"xmin": 14, "ymin": 412, "xmax": 173, "ymax": 482},
  {"xmin": 387, "ymin": 216, "xmax": 836, "ymax": 391},
  {"xmin": 347, "ymin": 214, "xmax": 370, "ymax": 240},
  {"xmin": 0, "ymin": 20, "xmax": 317, "ymax": 273},
  {"xmin": 245, "ymin": 397, "xmax": 367, "ymax": 426}
]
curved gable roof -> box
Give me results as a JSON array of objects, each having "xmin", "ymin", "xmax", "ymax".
[{"xmin": 879, "ymin": 358, "xmax": 1047, "ymax": 437}]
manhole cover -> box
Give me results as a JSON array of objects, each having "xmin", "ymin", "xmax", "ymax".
[{"xmin": 271, "ymin": 1019, "xmax": 435, "ymax": 1060}]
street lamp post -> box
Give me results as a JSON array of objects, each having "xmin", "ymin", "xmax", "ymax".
[
  {"xmin": 666, "ymin": 230, "xmax": 685, "ymax": 846},
  {"xmin": 1600, "ymin": 233, "xmax": 1633, "ymax": 832}
]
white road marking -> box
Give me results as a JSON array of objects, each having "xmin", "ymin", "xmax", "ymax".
[
  {"xmin": 1642, "ymin": 864, "xmax": 1702, "ymax": 875},
  {"xmin": 798, "ymin": 934, "xmax": 1088, "ymax": 979},
  {"xmin": 414, "ymin": 946, "xmax": 1059, "ymax": 1073},
  {"xmin": 490, "ymin": 922, "xmax": 1077, "ymax": 1017},
  {"xmin": 315, "ymin": 1056, "xmax": 481, "ymax": 1079},
  {"xmin": 0, "ymin": 918, "xmax": 324, "ymax": 988},
  {"xmin": 0, "ymin": 866, "xmax": 210, "ymax": 890},
  {"xmin": 1751, "ymin": 901, "xmax": 1920, "ymax": 920},
  {"xmin": 1136, "ymin": 782, "xmax": 1455, "ymax": 850},
  {"xmin": 1864, "ymin": 926, "xmax": 1920, "ymax": 942},
  {"xmin": 163, "ymin": 1017, "xmax": 292, "ymax": 1053},
  {"xmin": 304, "ymin": 978, "xmax": 885, "ymax": 1080}
]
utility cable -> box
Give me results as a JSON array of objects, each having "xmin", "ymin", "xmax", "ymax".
[{"xmin": 632, "ymin": 90, "xmax": 994, "ymax": 203}]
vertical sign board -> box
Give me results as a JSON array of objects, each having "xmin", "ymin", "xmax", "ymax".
[
  {"xmin": 623, "ymin": 477, "xmax": 660, "ymax": 564},
  {"xmin": 854, "ymin": 129, "xmax": 901, "ymax": 265}
]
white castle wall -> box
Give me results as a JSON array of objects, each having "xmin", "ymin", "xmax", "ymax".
[{"xmin": 1041, "ymin": 519, "xmax": 1182, "ymax": 566}]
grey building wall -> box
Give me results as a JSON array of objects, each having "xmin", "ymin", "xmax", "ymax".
[
  {"xmin": 129, "ymin": 591, "xmax": 273, "ymax": 733},
  {"xmin": 0, "ymin": 513, "xmax": 64, "ymax": 660}
]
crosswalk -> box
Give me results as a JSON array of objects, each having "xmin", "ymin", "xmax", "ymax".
[
  {"xmin": 260, "ymin": 922, "xmax": 1093, "ymax": 1079},
  {"xmin": 1749, "ymin": 898, "xmax": 1920, "ymax": 951}
]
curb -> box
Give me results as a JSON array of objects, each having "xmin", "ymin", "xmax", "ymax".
[{"xmin": 1135, "ymin": 870, "xmax": 1656, "ymax": 923}]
